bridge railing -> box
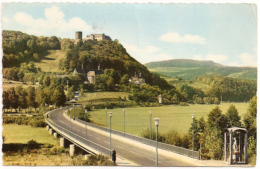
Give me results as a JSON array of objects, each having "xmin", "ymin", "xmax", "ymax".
[
  {"xmin": 46, "ymin": 110, "xmax": 112, "ymax": 156},
  {"xmin": 75, "ymin": 117, "xmax": 200, "ymax": 159}
]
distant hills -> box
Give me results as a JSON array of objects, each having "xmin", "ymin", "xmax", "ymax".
[{"xmin": 145, "ymin": 59, "xmax": 257, "ymax": 80}]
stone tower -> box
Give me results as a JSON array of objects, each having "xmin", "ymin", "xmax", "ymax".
[{"xmin": 75, "ymin": 31, "xmax": 82, "ymax": 44}]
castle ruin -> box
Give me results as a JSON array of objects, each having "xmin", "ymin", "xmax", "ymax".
[{"xmin": 75, "ymin": 31, "xmax": 112, "ymax": 44}]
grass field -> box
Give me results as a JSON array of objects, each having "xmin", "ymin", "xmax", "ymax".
[
  {"xmin": 2, "ymin": 124, "xmax": 72, "ymax": 166},
  {"xmin": 89, "ymin": 102, "xmax": 249, "ymax": 136},
  {"xmin": 77, "ymin": 91, "xmax": 130, "ymax": 104},
  {"xmin": 3, "ymin": 124, "xmax": 58, "ymax": 145},
  {"xmin": 2, "ymin": 78, "xmax": 39, "ymax": 91},
  {"xmin": 34, "ymin": 50, "xmax": 66, "ymax": 73}
]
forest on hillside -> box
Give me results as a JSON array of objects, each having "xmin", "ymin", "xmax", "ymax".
[{"xmin": 2, "ymin": 30, "xmax": 257, "ymax": 110}]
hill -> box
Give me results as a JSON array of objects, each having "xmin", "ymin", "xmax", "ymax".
[
  {"xmin": 2, "ymin": 30, "xmax": 172, "ymax": 90},
  {"xmin": 145, "ymin": 59, "xmax": 257, "ymax": 80}
]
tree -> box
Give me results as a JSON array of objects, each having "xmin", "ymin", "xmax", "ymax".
[
  {"xmin": 26, "ymin": 86, "xmax": 37, "ymax": 109},
  {"xmin": 52, "ymin": 85, "xmax": 66, "ymax": 106},
  {"xmin": 207, "ymin": 106, "xmax": 227, "ymax": 133},
  {"xmin": 43, "ymin": 75, "xmax": 51, "ymax": 87},
  {"xmin": 189, "ymin": 117, "xmax": 206, "ymax": 150},
  {"xmin": 244, "ymin": 96, "xmax": 256, "ymax": 138},
  {"xmin": 15, "ymin": 85, "xmax": 27, "ymax": 109},
  {"xmin": 225, "ymin": 104, "xmax": 241, "ymax": 128},
  {"xmin": 6, "ymin": 87, "xmax": 19, "ymax": 110},
  {"xmin": 204, "ymin": 128, "xmax": 224, "ymax": 160},
  {"xmin": 120, "ymin": 74, "xmax": 129, "ymax": 85},
  {"xmin": 243, "ymin": 96, "xmax": 257, "ymax": 165}
]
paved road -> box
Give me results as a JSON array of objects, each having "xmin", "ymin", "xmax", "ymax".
[{"xmin": 49, "ymin": 109, "xmax": 194, "ymax": 167}]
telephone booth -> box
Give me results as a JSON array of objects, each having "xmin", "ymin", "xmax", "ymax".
[{"xmin": 224, "ymin": 127, "xmax": 248, "ymax": 164}]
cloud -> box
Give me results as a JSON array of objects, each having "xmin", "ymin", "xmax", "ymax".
[
  {"xmin": 12, "ymin": 6, "xmax": 92, "ymax": 37},
  {"xmin": 122, "ymin": 43, "xmax": 160, "ymax": 55},
  {"xmin": 206, "ymin": 54, "xmax": 228, "ymax": 63},
  {"xmin": 192, "ymin": 55, "xmax": 204, "ymax": 60},
  {"xmin": 122, "ymin": 42, "xmax": 174, "ymax": 63},
  {"xmin": 159, "ymin": 32, "xmax": 206, "ymax": 44},
  {"xmin": 239, "ymin": 53, "xmax": 257, "ymax": 67},
  {"xmin": 2, "ymin": 17, "xmax": 10, "ymax": 22}
]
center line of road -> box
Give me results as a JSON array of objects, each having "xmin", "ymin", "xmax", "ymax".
[
  {"xmin": 88, "ymin": 134, "xmax": 93, "ymax": 136},
  {"xmin": 104, "ymin": 141, "xmax": 109, "ymax": 144},
  {"xmin": 129, "ymin": 151, "xmax": 140, "ymax": 156},
  {"xmin": 147, "ymin": 158, "xmax": 161, "ymax": 163},
  {"xmin": 95, "ymin": 137, "xmax": 101, "ymax": 140}
]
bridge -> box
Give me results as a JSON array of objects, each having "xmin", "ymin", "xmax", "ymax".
[{"xmin": 45, "ymin": 107, "xmax": 201, "ymax": 166}]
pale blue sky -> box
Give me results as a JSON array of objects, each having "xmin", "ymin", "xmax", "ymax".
[{"xmin": 2, "ymin": 3, "xmax": 257, "ymax": 67}]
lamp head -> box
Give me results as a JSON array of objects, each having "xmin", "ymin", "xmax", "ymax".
[
  {"xmin": 150, "ymin": 110, "xmax": 152, "ymax": 115},
  {"xmin": 192, "ymin": 114, "xmax": 195, "ymax": 119},
  {"xmin": 109, "ymin": 112, "xmax": 112, "ymax": 117},
  {"xmin": 85, "ymin": 109, "xmax": 88, "ymax": 113},
  {"xmin": 155, "ymin": 118, "xmax": 160, "ymax": 126}
]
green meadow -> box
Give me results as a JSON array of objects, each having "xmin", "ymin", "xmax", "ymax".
[{"xmin": 88, "ymin": 102, "xmax": 249, "ymax": 136}]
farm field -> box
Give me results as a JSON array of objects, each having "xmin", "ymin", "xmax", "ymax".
[{"xmin": 89, "ymin": 102, "xmax": 249, "ymax": 136}]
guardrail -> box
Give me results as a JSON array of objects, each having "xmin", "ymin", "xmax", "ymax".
[
  {"xmin": 75, "ymin": 116, "xmax": 200, "ymax": 159},
  {"xmin": 45, "ymin": 109, "xmax": 112, "ymax": 156}
]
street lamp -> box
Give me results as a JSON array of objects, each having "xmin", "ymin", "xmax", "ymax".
[
  {"xmin": 85, "ymin": 109, "xmax": 88, "ymax": 138},
  {"xmin": 192, "ymin": 114, "xmax": 195, "ymax": 158},
  {"xmin": 70, "ymin": 108, "xmax": 72, "ymax": 134},
  {"xmin": 150, "ymin": 110, "xmax": 152, "ymax": 140},
  {"xmin": 155, "ymin": 118, "xmax": 160, "ymax": 167},
  {"xmin": 77, "ymin": 105, "xmax": 79, "ymax": 119},
  {"xmin": 123, "ymin": 109, "xmax": 125, "ymax": 137},
  {"xmin": 105, "ymin": 107, "xmax": 107, "ymax": 127},
  {"xmin": 109, "ymin": 112, "xmax": 112, "ymax": 156},
  {"xmin": 93, "ymin": 106, "xmax": 95, "ymax": 123}
]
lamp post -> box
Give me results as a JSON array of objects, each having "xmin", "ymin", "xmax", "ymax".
[
  {"xmin": 85, "ymin": 109, "xmax": 88, "ymax": 138},
  {"xmin": 192, "ymin": 114, "xmax": 195, "ymax": 158},
  {"xmin": 77, "ymin": 105, "xmax": 79, "ymax": 119},
  {"xmin": 109, "ymin": 112, "xmax": 112, "ymax": 156},
  {"xmin": 123, "ymin": 109, "xmax": 125, "ymax": 137},
  {"xmin": 155, "ymin": 118, "xmax": 160, "ymax": 167},
  {"xmin": 70, "ymin": 108, "xmax": 72, "ymax": 134},
  {"xmin": 150, "ymin": 110, "xmax": 152, "ymax": 140},
  {"xmin": 93, "ymin": 106, "xmax": 95, "ymax": 123},
  {"xmin": 105, "ymin": 107, "xmax": 107, "ymax": 127}
]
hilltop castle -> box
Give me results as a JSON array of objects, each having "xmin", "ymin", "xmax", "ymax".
[{"xmin": 75, "ymin": 31, "xmax": 112, "ymax": 44}]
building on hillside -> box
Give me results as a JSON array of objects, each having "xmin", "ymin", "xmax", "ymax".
[
  {"xmin": 75, "ymin": 31, "xmax": 83, "ymax": 44},
  {"xmin": 85, "ymin": 33, "xmax": 112, "ymax": 41},
  {"xmin": 74, "ymin": 32, "xmax": 112, "ymax": 44},
  {"xmin": 72, "ymin": 63, "xmax": 104, "ymax": 84},
  {"xmin": 129, "ymin": 72, "xmax": 145, "ymax": 86}
]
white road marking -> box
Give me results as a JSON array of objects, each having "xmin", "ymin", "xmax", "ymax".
[
  {"xmin": 116, "ymin": 145, "xmax": 124, "ymax": 149},
  {"xmin": 95, "ymin": 137, "xmax": 101, "ymax": 140},
  {"xmin": 104, "ymin": 141, "xmax": 110, "ymax": 144},
  {"xmin": 147, "ymin": 158, "xmax": 161, "ymax": 163},
  {"xmin": 89, "ymin": 134, "xmax": 93, "ymax": 136},
  {"xmin": 129, "ymin": 151, "xmax": 140, "ymax": 156}
]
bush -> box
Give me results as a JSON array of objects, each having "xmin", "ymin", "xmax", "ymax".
[
  {"xmin": 180, "ymin": 102, "xmax": 189, "ymax": 106},
  {"xmin": 84, "ymin": 154, "xmax": 116, "ymax": 166}
]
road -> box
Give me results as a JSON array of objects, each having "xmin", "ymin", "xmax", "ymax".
[{"xmin": 49, "ymin": 109, "xmax": 194, "ymax": 166}]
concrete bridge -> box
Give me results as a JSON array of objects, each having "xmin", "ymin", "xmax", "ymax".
[{"xmin": 45, "ymin": 107, "xmax": 240, "ymax": 167}]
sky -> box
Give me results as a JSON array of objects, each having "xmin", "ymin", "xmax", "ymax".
[{"xmin": 1, "ymin": 2, "xmax": 258, "ymax": 67}]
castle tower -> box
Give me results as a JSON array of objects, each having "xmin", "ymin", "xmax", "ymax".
[{"xmin": 75, "ymin": 31, "xmax": 82, "ymax": 44}]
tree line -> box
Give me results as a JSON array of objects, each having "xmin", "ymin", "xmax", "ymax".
[{"xmin": 2, "ymin": 30, "xmax": 60, "ymax": 68}]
